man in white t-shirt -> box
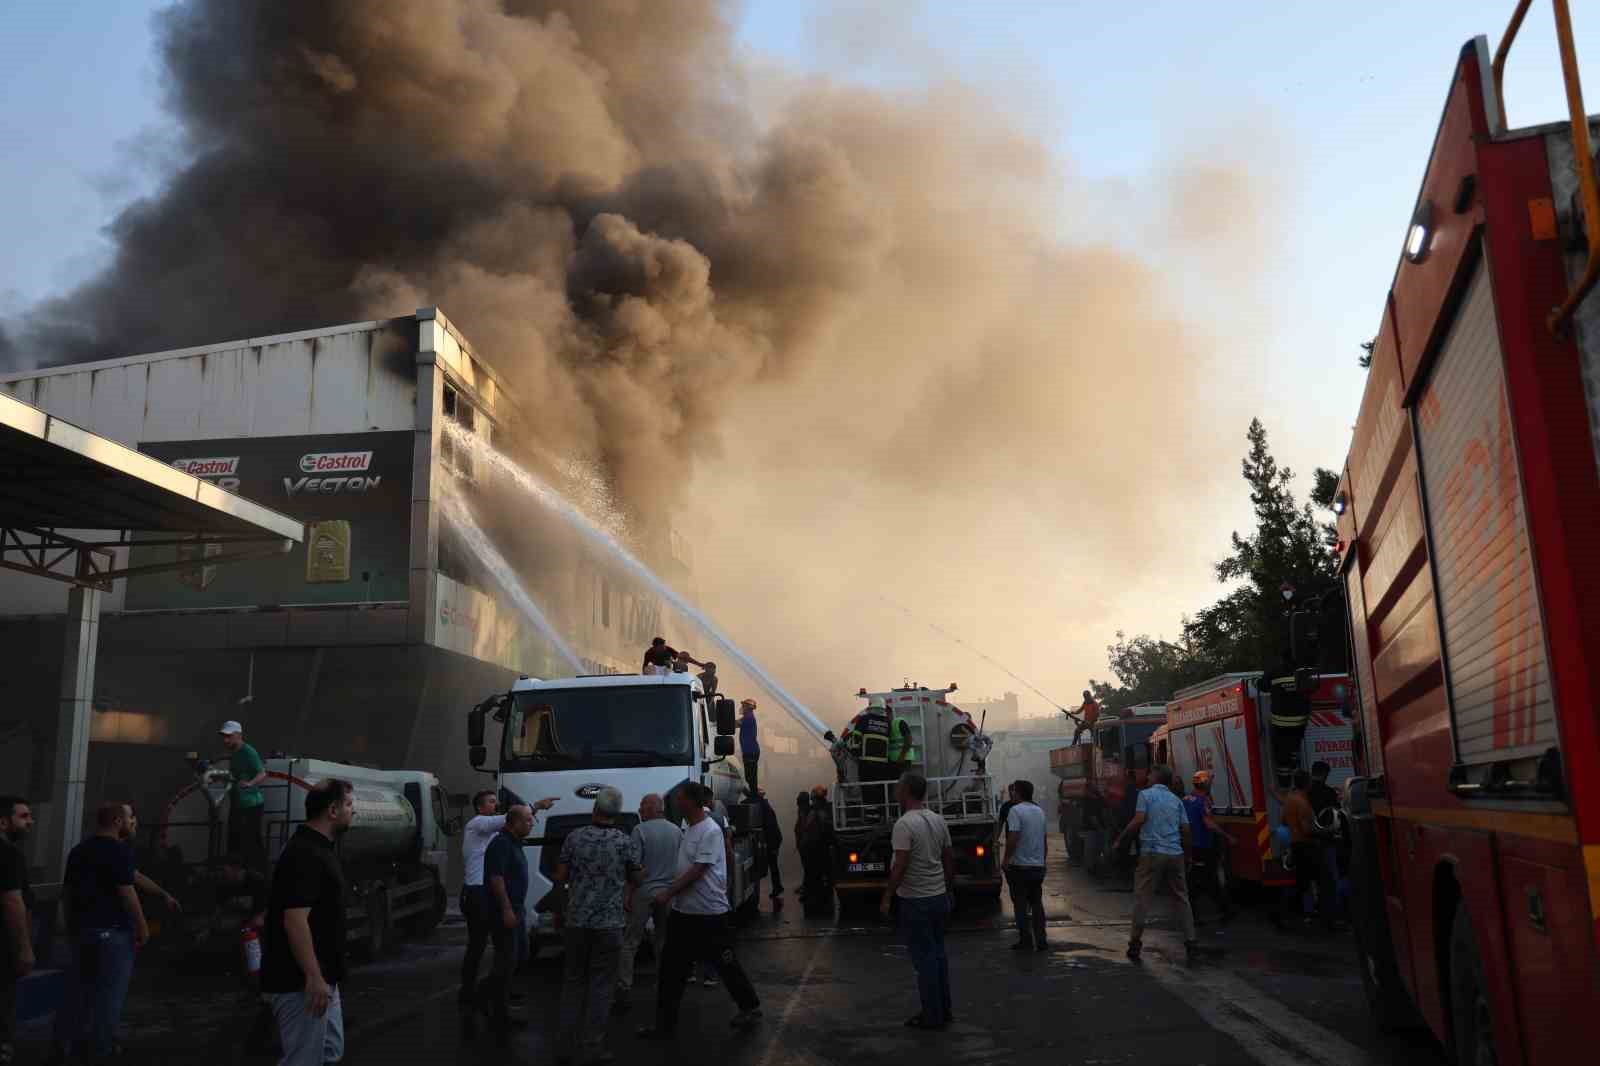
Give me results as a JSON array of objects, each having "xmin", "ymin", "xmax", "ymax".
[
  {"xmin": 638, "ymin": 782, "xmax": 762, "ymax": 1037},
  {"xmin": 458, "ymin": 790, "xmax": 556, "ymax": 1006},
  {"xmin": 1003, "ymin": 779, "xmax": 1049, "ymax": 952},
  {"xmin": 881, "ymin": 771, "xmax": 956, "ymax": 1030}
]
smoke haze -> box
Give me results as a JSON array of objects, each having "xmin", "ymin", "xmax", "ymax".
[{"xmin": 1, "ymin": 0, "xmax": 1274, "ymax": 722}]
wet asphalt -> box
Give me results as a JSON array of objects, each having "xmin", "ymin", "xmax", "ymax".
[{"xmin": 12, "ymin": 849, "xmax": 1447, "ymax": 1066}]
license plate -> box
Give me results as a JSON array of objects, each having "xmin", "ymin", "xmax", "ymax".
[{"xmin": 847, "ymin": 862, "xmax": 885, "ymax": 873}]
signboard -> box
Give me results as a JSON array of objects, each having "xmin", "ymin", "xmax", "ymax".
[{"xmin": 128, "ymin": 432, "xmax": 413, "ymax": 610}]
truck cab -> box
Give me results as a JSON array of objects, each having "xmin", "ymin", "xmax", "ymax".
[
  {"xmin": 468, "ymin": 672, "xmax": 763, "ymax": 938},
  {"xmin": 1051, "ymin": 703, "xmax": 1165, "ymax": 867}
]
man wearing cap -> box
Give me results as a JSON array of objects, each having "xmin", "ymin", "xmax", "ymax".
[
  {"xmin": 1182, "ymin": 772, "xmax": 1234, "ymax": 925},
  {"xmin": 220, "ymin": 721, "xmax": 269, "ymax": 882},
  {"xmin": 738, "ymin": 700, "xmax": 760, "ymax": 792}
]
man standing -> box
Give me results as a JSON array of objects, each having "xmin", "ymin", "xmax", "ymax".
[
  {"xmin": 1182, "ymin": 773, "xmax": 1234, "ymax": 925},
  {"xmin": 458, "ymin": 790, "xmax": 556, "ymax": 1008},
  {"xmin": 617, "ymin": 794, "xmax": 681, "ymax": 1009},
  {"xmin": 481, "ymin": 804, "xmax": 534, "ymax": 1042},
  {"xmin": 1071, "ymin": 690, "xmax": 1100, "ymax": 745},
  {"xmin": 755, "ymin": 788, "xmax": 784, "ymax": 906},
  {"xmin": 220, "ymin": 721, "xmax": 269, "ymax": 883},
  {"xmin": 1273, "ymin": 771, "xmax": 1334, "ymax": 933},
  {"xmin": 642, "ymin": 637, "xmax": 678, "ymax": 675},
  {"xmin": 553, "ymin": 787, "xmax": 640, "ymax": 1063},
  {"xmin": 0, "ymin": 797, "xmax": 35, "ymax": 1066},
  {"xmin": 696, "ymin": 661, "xmax": 719, "ymax": 697},
  {"xmin": 263, "ymin": 778, "xmax": 354, "ymax": 1066},
  {"xmin": 52, "ymin": 803, "xmax": 149, "ymax": 1062},
  {"xmin": 639, "ymin": 783, "xmax": 761, "ymax": 1037},
  {"xmin": 1004, "ymin": 780, "xmax": 1049, "ymax": 952},
  {"xmin": 1115, "ymin": 766, "xmax": 1197, "ymax": 963},
  {"xmin": 881, "ymin": 772, "xmax": 955, "ymax": 1030},
  {"xmin": 737, "ymin": 700, "xmax": 760, "ymax": 792}
]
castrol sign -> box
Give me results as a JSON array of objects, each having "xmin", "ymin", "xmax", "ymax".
[{"xmin": 298, "ymin": 450, "xmax": 372, "ymax": 473}]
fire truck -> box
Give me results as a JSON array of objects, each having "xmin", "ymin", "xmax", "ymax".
[
  {"xmin": 1049, "ymin": 703, "xmax": 1165, "ymax": 869},
  {"xmin": 1165, "ymin": 673, "xmax": 1355, "ymax": 897},
  {"xmin": 1330, "ymin": 18, "xmax": 1600, "ymax": 1065}
]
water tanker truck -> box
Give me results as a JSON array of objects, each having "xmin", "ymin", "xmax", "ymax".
[
  {"xmin": 827, "ymin": 684, "xmax": 1001, "ymax": 907},
  {"xmin": 158, "ymin": 756, "xmax": 453, "ymax": 958}
]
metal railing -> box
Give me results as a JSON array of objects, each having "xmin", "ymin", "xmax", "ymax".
[
  {"xmin": 1495, "ymin": 0, "xmax": 1600, "ymax": 334},
  {"xmin": 833, "ymin": 773, "xmax": 995, "ymax": 830}
]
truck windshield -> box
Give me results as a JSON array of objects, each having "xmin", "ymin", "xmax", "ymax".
[{"xmin": 502, "ymin": 685, "xmax": 694, "ymax": 770}]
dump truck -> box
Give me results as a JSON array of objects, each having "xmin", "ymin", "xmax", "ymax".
[
  {"xmin": 1049, "ymin": 702, "xmax": 1165, "ymax": 871},
  {"xmin": 828, "ymin": 684, "xmax": 1000, "ymax": 906},
  {"xmin": 157, "ymin": 756, "xmax": 452, "ymax": 958}
]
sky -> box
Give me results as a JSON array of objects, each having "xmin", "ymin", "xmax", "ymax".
[{"xmin": 2, "ymin": 1, "xmax": 1596, "ymax": 717}]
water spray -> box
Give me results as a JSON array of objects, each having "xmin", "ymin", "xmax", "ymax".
[
  {"xmin": 442, "ymin": 423, "xmax": 832, "ymax": 742},
  {"xmin": 437, "ymin": 486, "xmax": 585, "ymax": 674},
  {"xmin": 879, "ymin": 596, "xmax": 1079, "ymax": 722}
]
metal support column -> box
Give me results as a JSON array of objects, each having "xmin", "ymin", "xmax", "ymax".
[{"xmin": 50, "ymin": 582, "xmax": 101, "ymax": 879}]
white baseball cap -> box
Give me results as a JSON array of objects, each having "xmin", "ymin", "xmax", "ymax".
[{"xmin": 218, "ymin": 720, "xmax": 244, "ymax": 736}]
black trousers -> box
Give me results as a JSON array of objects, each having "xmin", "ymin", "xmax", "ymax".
[
  {"xmin": 230, "ymin": 804, "xmax": 267, "ymax": 878},
  {"xmin": 654, "ymin": 912, "xmax": 759, "ymax": 1030},
  {"xmin": 1005, "ymin": 865, "xmax": 1047, "ymax": 947},
  {"xmin": 1189, "ymin": 843, "xmax": 1233, "ymax": 922},
  {"xmin": 742, "ymin": 753, "xmax": 759, "ymax": 792},
  {"xmin": 764, "ymin": 841, "xmax": 784, "ymax": 896},
  {"xmin": 458, "ymin": 887, "xmax": 490, "ymax": 1003},
  {"xmin": 1282, "ymin": 842, "xmax": 1333, "ymax": 924}
]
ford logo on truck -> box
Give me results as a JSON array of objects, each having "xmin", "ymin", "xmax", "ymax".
[{"xmin": 574, "ymin": 784, "xmax": 605, "ymax": 799}]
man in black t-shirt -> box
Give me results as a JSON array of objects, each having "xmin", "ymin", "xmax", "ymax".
[
  {"xmin": 0, "ymin": 796, "xmax": 35, "ymax": 1065},
  {"xmin": 53, "ymin": 802, "xmax": 149, "ymax": 1062},
  {"xmin": 264, "ymin": 779, "xmax": 353, "ymax": 1066}
]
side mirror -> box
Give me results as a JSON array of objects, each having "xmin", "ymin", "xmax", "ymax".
[
  {"xmin": 714, "ymin": 735, "xmax": 735, "ymax": 756},
  {"xmin": 715, "ymin": 697, "xmax": 737, "ymax": 736},
  {"xmin": 469, "ymin": 745, "xmax": 487, "ymax": 770},
  {"xmin": 467, "ymin": 703, "xmax": 487, "ymax": 748}
]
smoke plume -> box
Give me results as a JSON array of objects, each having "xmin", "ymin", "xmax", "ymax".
[{"xmin": 3, "ymin": 0, "xmax": 1274, "ymax": 716}]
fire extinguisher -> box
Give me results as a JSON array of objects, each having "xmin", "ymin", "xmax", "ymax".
[{"xmin": 241, "ymin": 925, "xmax": 262, "ymax": 979}]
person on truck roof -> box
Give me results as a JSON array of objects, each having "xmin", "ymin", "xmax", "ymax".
[
  {"xmin": 642, "ymin": 638, "xmax": 677, "ymax": 675},
  {"xmin": 219, "ymin": 720, "xmax": 269, "ymax": 886},
  {"xmin": 1071, "ymin": 690, "xmax": 1100, "ymax": 746}
]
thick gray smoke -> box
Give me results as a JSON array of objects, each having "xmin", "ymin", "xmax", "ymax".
[{"xmin": 3, "ymin": 0, "xmax": 1273, "ymax": 710}]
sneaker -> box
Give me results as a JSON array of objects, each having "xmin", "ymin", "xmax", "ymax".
[
  {"xmin": 702, "ymin": 976, "xmax": 719, "ymax": 988},
  {"xmin": 730, "ymin": 1008, "xmax": 764, "ymax": 1031}
]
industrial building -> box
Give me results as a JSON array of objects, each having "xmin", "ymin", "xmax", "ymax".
[{"xmin": 0, "ymin": 308, "xmax": 693, "ymax": 870}]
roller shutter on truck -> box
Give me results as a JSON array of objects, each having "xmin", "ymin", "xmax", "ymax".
[{"xmin": 1415, "ymin": 262, "xmax": 1557, "ymax": 770}]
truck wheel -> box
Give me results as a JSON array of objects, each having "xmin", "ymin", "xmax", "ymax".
[{"xmin": 1448, "ymin": 905, "xmax": 1498, "ymax": 1066}]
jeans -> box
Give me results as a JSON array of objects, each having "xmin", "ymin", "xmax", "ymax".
[
  {"xmin": 654, "ymin": 911, "xmax": 760, "ymax": 1031},
  {"xmin": 898, "ymin": 893, "xmax": 953, "ymax": 1025},
  {"xmin": 1005, "ymin": 865, "xmax": 1047, "ymax": 947},
  {"xmin": 1283, "ymin": 842, "xmax": 1335, "ymax": 925},
  {"xmin": 559, "ymin": 927, "xmax": 623, "ymax": 1053},
  {"xmin": 1130, "ymin": 853, "xmax": 1196, "ymax": 944},
  {"xmin": 270, "ymin": 985, "xmax": 344, "ymax": 1066},
  {"xmin": 458, "ymin": 887, "xmax": 490, "ymax": 1003},
  {"xmin": 618, "ymin": 897, "xmax": 669, "ymax": 993},
  {"xmin": 481, "ymin": 913, "xmax": 528, "ymax": 1026},
  {"xmin": 53, "ymin": 927, "xmax": 136, "ymax": 1057},
  {"xmin": 1188, "ymin": 842, "xmax": 1233, "ymax": 923}
]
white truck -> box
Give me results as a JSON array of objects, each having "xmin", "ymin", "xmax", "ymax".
[
  {"xmin": 467, "ymin": 672, "xmax": 765, "ymax": 942},
  {"xmin": 159, "ymin": 756, "xmax": 453, "ymax": 957}
]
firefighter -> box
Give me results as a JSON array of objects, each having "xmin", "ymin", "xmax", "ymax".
[
  {"xmin": 1071, "ymin": 690, "xmax": 1100, "ymax": 746},
  {"xmin": 856, "ymin": 701, "xmax": 899, "ymax": 791}
]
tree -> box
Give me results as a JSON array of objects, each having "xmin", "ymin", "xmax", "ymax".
[{"xmin": 1088, "ymin": 419, "xmax": 1340, "ymax": 702}]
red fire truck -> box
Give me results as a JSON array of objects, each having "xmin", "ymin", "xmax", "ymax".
[
  {"xmin": 1332, "ymin": 18, "xmax": 1600, "ymax": 1065},
  {"xmin": 1166, "ymin": 673, "xmax": 1355, "ymax": 896}
]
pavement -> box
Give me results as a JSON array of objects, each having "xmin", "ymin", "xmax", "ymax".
[{"xmin": 12, "ymin": 849, "xmax": 1448, "ymax": 1066}]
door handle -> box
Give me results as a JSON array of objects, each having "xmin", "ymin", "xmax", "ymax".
[{"xmin": 1526, "ymin": 886, "xmax": 1547, "ymax": 933}]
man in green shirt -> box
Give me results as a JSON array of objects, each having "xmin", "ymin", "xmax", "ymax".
[{"xmin": 220, "ymin": 721, "xmax": 269, "ymax": 879}]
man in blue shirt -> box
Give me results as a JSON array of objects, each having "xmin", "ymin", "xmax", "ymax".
[
  {"xmin": 480, "ymin": 804, "xmax": 533, "ymax": 1043},
  {"xmin": 738, "ymin": 699, "xmax": 760, "ymax": 792},
  {"xmin": 1182, "ymin": 773, "xmax": 1235, "ymax": 925},
  {"xmin": 1114, "ymin": 766, "xmax": 1196, "ymax": 962}
]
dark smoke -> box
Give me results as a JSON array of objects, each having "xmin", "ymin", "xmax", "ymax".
[{"xmin": 4, "ymin": 0, "xmax": 1272, "ymax": 705}]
